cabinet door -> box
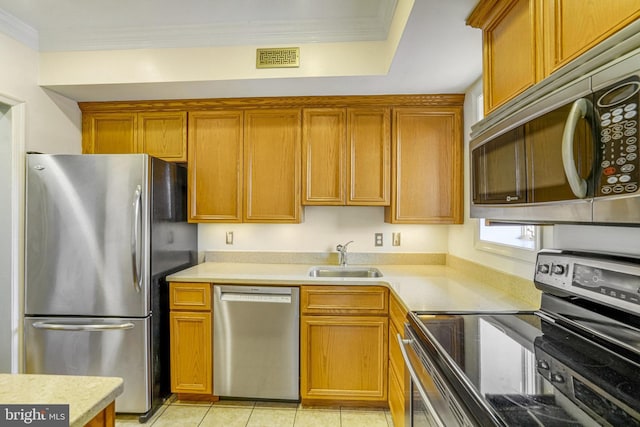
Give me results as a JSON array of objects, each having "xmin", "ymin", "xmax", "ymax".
[
  {"xmin": 244, "ymin": 109, "xmax": 302, "ymax": 223},
  {"xmin": 545, "ymin": 1, "xmax": 640, "ymax": 75},
  {"xmin": 187, "ymin": 111, "xmax": 243, "ymax": 222},
  {"xmin": 170, "ymin": 311, "xmax": 212, "ymax": 394},
  {"xmin": 482, "ymin": 0, "xmax": 541, "ymax": 113},
  {"xmin": 387, "ymin": 107, "xmax": 463, "ymax": 224},
  {"xmin": 347, "ymin": 108, "xmax": 391, "ymax": 205},
  {"xmin": 300, "ymin": 315, "xmax": 388, "ymax": 403},
  {"xmin": 138, "ymin": 112, "xmax": 187, "ymax": 162},
  {"xmin": 82, "ymin": 113, "xmax": 138, "ymax": 154},
  {"xmin": 302, "ymin": 108, "xmax": 346, "ymax": 205}
]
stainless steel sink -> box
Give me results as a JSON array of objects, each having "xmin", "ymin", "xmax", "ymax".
[{"xmin": 308, "ymin": 266, "xmax": 383, "ymax": 278}]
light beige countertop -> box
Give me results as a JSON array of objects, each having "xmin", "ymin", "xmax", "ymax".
[
  {"xmin": 167, "ymin": 262, "xmax": 540, "ymax": 312},
  {"xmin": 0, "ymin": 374, "xmax": 123, "ymax": 427}
]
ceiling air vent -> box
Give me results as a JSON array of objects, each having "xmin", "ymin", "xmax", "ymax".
[{"xmin": 256, "ymin": 47, "xmax": 300, "ymax": 69}]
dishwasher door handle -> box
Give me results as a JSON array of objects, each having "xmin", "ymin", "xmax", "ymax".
[{"xmin": 220, "ymin": 292, "xmax": 292, "ymax": 303}]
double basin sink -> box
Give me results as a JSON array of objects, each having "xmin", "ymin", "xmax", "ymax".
[{"xmin": 308, "ymin": 266, "xmax": 383, "ymax": 278}]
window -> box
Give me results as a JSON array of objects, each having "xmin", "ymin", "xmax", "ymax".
[{"xmin": 473, "ymin": 93, "xmax": 541, "ymax": 261}]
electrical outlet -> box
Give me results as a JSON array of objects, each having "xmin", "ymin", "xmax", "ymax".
[
  {"xmin": 226, "ymin": 231, "xmax": 234, "ymax": 245},
  {"xmin": 392, "ymin": 232, "xmax": 401, "ymax": 246},
  {"xmin": 375, "ymin": 233, "xmax": 383, "ymax": 247}
]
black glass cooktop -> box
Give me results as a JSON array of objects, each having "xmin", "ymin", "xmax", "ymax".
[{"xmin": 412, "ymin": 312, "xmax": 640, "ymax": 426}]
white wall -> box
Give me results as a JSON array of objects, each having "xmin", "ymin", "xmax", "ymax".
[
  {"xmin": 553, "ymin": 225, "xmax": 640, "ymax": 256},
  {"xmin": 0, "ymin": 32, "xmax": 82, "ymax": 372},
  {"xmin": 448, "ymin": 79, "xmax": 640, "ymax": 281},
  {"xmin": 198, "ymin": 206, "xmax": 449, "ymax": 254},
  {"xmin": 0, "ymin": 32, "xmax": 81, "ymax": 153},
  {"xmin": 447, "ymin": 79, "xmax": 554, "ymax": 279}
]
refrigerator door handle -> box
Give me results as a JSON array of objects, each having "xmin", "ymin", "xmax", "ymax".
[
  {"xmin": 31, "ymin": 321, "xmax": 135, "ymax": 331},
  {"xmin": 131, "ymin": 184, "xmax": 142, "ymax": 293}
]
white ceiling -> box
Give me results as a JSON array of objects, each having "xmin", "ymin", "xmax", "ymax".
[{"xmin": 0, "ymin": 0, "xmax": 482, "ymax": 101}]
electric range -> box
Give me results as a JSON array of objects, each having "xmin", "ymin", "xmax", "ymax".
[{"xmin": 400, "ymin": 250, "xmax": 640, "ymax": 426}]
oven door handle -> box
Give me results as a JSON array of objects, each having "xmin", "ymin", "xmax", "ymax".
[{"xmin": 397, "ymin": 334, "xmax": 447, "ymax": 427}]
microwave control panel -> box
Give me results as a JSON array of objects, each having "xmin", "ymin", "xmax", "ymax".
[{"xmin": 594, "ymin": 75, "xmax": 639, "ymax": 197}]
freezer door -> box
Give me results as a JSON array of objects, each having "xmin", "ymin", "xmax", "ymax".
[
  {"xmin": 26, "ymin": 154, "xmax": 150, "ymax": 317},
  {"xmin": 24, "ymin": 316, "xmax": 151, "ymax": 414}
]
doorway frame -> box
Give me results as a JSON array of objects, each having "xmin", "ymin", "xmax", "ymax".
[{"xmin": 0, "ymin": 93, "xmax": 26, "ymax": 373}]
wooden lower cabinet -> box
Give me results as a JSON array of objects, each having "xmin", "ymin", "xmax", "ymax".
[
  {"xmin": 84, "ymin": 401, "xmax": 115, "ymax": 427},
  {"xmin": 301, "ymin": 315, "xmax": 388, "ymax": 404},
  {"xmin": 300, "ymin": 285, "xmax": 389, "ymax": 406},
  {"xmin": 388, "ymin": 293, "xmax": 409, "ymax": 427},
  {"xmin": 169, "ymin": 282, "xmax": 214, "ymax": 398}
]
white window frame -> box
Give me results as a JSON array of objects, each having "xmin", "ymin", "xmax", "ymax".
[
  {"xmin": 473, "ymin": 93, "xmax": 541, "ymax": 262},
  {"xmin": 475, "ymin": 221, "xmax": 541, "ymax": 262}
]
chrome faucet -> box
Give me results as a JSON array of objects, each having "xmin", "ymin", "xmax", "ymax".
[{"xmin": 336, "ymin": 241, "xmax": 354, "ymax": 267}]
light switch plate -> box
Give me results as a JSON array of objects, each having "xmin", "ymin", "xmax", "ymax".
[
  {"xmin": 226, "ymin": 231, "xmax": 234, "ymax": 245},
  {"xmin": 392, "ymin": 232, "xmax": 401, "ymax": 246}
]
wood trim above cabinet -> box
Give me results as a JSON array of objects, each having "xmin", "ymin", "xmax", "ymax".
[{"xmin": 78, "ymin": 94, "xmax": 466, "ymax": 113}]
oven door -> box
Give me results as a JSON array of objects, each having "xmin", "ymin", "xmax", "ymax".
[{"xmin": 398, "ymin": 327, "xmax": 475, "ymax": 427}]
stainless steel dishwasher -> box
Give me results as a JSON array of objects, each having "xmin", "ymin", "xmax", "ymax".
[{"xmin": 213, "ymin": 285, "xmax": 299, "ymax": 400}]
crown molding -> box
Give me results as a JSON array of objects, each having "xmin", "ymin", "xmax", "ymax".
[{"xmin": 0, "ymin": 8, "xmax": 38, "ymax": 50}]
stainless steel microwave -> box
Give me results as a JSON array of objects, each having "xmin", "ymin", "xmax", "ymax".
[{"xmin": 470, "ymin": 45, "xmax": 640, "ymax": 226}]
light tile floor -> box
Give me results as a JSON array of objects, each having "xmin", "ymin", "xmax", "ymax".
[{"xmin": 116, "ymin": 397, "xmax": 395, "ymax": 427}]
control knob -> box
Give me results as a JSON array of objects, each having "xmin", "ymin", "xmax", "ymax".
[
  {"xmin": 538, "ymin": 264, "xmax": 550, "ymax": 274},
  {"xmin": 551, "ymin": 373, "xmax": 565, "ymax": 384},
  {"xmin": 552, "ymin": 264, "xmax": 566, "ymax": 275}
]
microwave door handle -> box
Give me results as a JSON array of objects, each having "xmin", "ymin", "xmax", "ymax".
[
  {"xmin": 561, "ymin": 98, "xmax": 591, "ymax": 198},
  {"xmin": 131, "ymin": 185, "xmax": 142, "ymax": 293}
]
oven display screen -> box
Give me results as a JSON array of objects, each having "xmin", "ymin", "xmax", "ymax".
[{"xmin": 572, "ymin": 264, "xmax": 640, "ymax": 305}]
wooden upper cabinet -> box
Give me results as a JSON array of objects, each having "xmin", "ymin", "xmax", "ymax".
[
  {"xmin": 468, "ymin": 0, "xmax": 640, "ymax": 115},
  {"xmin": 544, "ymin": 0, "xmax": 640, "ymax": 75},
  {"xmin": 347, "ymin": 108, "xmax": 391, "ymax": 205},
  {"xmin": 82, "ymin": 113, "xmax": 137, "ymax": 154},
  {"xmin": 302, "ymin": 108, "xmax": 347, "ymax": 205},
  {"xmin": 83, "ymin": 111, "xmax": 187, "ymax": 162},
  {"xmin": 386, "ymin": 107, "xmax": 463, "ymax": 224},
  {"xmin": 187, "ymin": 111, "xmax": 243, "ymax": 222},
  {"xmin": 244, "ymin": 109, "xmax": 302, "ymax": 223},
  {"xmin": 469, "ymin": 0, "xmax": 541, "ymax": 114},
  {"xmin": 138, "ymin": 112, "xmax": 187, "ymax": 162},
  {"xmin": 302, "ymin": 107, "xmax": 390, "ymax": 206}
]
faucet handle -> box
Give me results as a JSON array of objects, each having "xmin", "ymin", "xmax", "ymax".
[{"xmin": 337, "ymin": 240, "xmax": 354, "ymax": 252}]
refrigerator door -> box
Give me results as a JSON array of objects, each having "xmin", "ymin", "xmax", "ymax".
[
  {"xmin": 26, "ymin": 154, "xmax": 150, "ymax": 317},
  {"xmin": 24, "ymin": 316, "xmax": 151, "ymax": 414}
]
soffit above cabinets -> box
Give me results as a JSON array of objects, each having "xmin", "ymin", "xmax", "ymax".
[
  {"xmin": 0, "ymin": 0, "xmax": 398, "ymax": 51},
  {"xmin": 0, "ymin": 0, "xmax": 482, "ymax": 101}
]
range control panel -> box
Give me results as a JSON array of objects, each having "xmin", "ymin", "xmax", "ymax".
[
  {"xmin": 534, "ymin": 250, "xmax": 640, "ymax": 314},
  {"xmin": 595, "ymin": 76, "xmax": 639, "ymax": 196}
]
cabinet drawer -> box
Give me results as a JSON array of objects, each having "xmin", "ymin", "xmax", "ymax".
[
  {"xmin": 170, "ymin": 282, "xmax": 211, "ymax": 311},
  {"xmin": 301, "ymin": 286, "xmax": 388, "ymax": 315},
  {"xmin": 389, "ymin": 293, "xmax": 408, "ymax": 332}
]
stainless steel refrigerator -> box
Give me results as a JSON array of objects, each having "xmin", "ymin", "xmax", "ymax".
[{"xmin": 24, "ymin": 154, "xmax": 197, "ymax": 422}]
